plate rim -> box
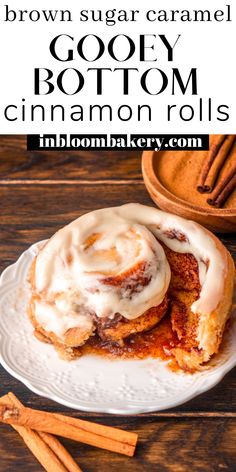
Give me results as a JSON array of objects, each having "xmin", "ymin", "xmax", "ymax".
[{"xmin": 0, "ymin": 345, "xmax": 235, "ymax": 415}]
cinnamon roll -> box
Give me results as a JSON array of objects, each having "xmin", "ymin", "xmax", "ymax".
[{"xmin": 29, "ymin": 204, "xmax": 235, "ymax": 370}]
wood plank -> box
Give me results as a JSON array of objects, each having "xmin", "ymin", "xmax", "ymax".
[
  {"xmin": 0, "ymin": 184, "xmax": 235, "ymax": 272},
  {"xmin": 0, "ymin": 181, "xmax": 234, "ymax": 286},
  {"xmin": 0, "ymin": 184, "xmax": 235, "ymax": 416},
  {"xmin": 0, "ymin": 187, "xmax": 235, "ymax": 279},
  {"xmin": 0, "ymin": 136, "xmax": 142, "ymax": 181},
  {"xmin": 0, "ymin": 183, "xmax": 151, "ymax": 272},
  {"xmin": 0, "ymin": 418, "xmax": 236, "ymax": 471}
]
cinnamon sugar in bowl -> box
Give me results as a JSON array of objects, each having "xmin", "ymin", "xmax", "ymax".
[{"xmin": 142, "ymin": 139, "xmax": 236, "ymax": 232}]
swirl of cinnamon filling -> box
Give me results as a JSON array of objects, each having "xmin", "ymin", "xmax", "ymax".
[{"xmin": 31, "ymin": 217, "xmax": 170, "ymax": 332}]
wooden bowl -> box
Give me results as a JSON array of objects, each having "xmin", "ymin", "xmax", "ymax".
[{"xmin": 142, "ymin": 150, "xmax": 236, "ymax": 233}]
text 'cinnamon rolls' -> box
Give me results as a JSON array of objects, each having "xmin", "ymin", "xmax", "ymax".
[{"xmin": 29, "ymin": 204, "xmax": 235, "ymax": 371}]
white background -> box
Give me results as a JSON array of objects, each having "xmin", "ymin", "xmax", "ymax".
[{"xmin": 0, "ymin": 0, "xmax": 235, "ymax": 133}]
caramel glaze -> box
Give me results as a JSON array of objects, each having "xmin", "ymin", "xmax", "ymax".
[
  {"xmin": 78, "ymin": 243, "xmax": 202, "ymax": 372},
  {"xmin": 81, "ymin": 313, "xmax": 177, "ymax": 362}
]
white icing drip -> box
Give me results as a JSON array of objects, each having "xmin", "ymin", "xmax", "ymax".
[
  {"xmin": 33, "ymin": 204, "xmax": 226, "ymax": 340},
  {"xmin": 34, "ymin": 300, "xmax": 94, "ymax": 337}
]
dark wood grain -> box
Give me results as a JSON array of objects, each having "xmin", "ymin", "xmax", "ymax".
[
  {"xmin": 0, "ymin": 135, "xmax": 142, "ymax": 181},
  {"xmin": 0, "ymin": 184, "xmax": 235, "ymax": 271},
  {"xmin": 1, "ymin": 418, "xmax": 236, "ymax": 472},
  {"xmin": 0, "ymin": 183, "xmax": 151, "ymax": 274},
  {"xmin": 0, "ymin": 136, "xmax": 235, "ymax": 472}
]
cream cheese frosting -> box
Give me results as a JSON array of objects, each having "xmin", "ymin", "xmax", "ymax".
[{"xmin": 32, "ymin": 203, "xmax": 226, "ymax": 340}]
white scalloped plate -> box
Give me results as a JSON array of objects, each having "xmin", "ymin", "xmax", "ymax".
[{"xmin": 0, "ymin": 242, "xmax": 235, "ymax": 414}]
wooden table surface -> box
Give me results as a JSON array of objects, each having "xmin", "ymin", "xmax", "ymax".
[{"xmin": 0, "ymin": 136, "xmax": 235, "ymax": 472}]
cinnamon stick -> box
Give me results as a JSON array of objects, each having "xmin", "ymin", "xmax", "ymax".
[
  {"xmin": 207, "ymin": 174, "xmax": 236, "ymax": 208},
  {"xmin": 0, "ymin": 395, "xmax": 69, "ymax": 472},
  {"xmin": 54, "ymin": 413, "xmax": 137, "ymax": 447},
  {"xmin": 7, "ymin": 393, "xmax": 82, "ymax": 472},
  {"xmin": 38, "ymin": 432, "xmax": 82, "ymax": 472},
  {"xmin": 197, "ymin": 135, "xmax": 227, "ymax": 192},
  {"xmin": 203, "ymin": 135, "xmax": 236, "ymax": 192},
  {"xmin": 207, "ymin": 163, "xmax": 236, "ymax": 207},
  {"xmin": 0, "ymin": 403, "xmax": 137, "ymax": 457}
]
